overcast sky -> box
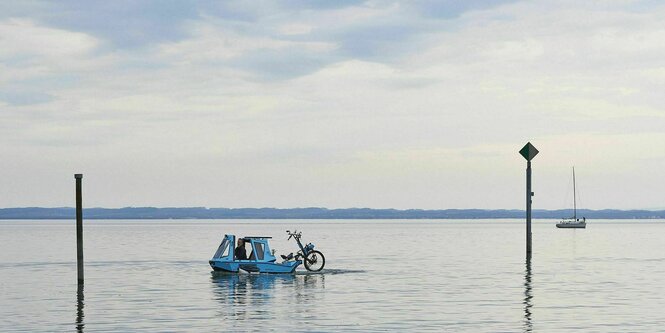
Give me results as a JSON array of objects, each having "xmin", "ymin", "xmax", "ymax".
[{"xmin": 1, "ymin": 1, "xmax": 664, "ymax": 210}]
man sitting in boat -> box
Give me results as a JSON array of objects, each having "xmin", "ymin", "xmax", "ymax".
[{"xmin": 235, "ymin": 239, "xmax": 248, "ymax": 260}]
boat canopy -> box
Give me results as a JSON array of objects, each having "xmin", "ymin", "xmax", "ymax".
[{"xmin": 211, "ymin": 234, "xmax": 275, "ymax": 261}]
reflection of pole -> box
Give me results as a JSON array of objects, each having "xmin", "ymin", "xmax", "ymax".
[
  {"xmin": 526, "ymin": 161, "xmax": 532, "ymax": 255},
  {"xmin": 76, "ymin": 284, "xmax": 85, "ymax": 332},
  {"xmin": 75, "ymin": 174, "xmax": 84, "ymax": 285},
  {"xmin": 523, "ymin": 256, "xmax": 533, "ymax": 332}
]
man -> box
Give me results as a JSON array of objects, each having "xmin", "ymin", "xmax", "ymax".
[{"xmin": 235, "ymin": 238, "xmax": 247, "ymax": 260}]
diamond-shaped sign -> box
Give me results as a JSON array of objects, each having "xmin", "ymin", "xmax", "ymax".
[{"xmin": 519, "ymin": 142, "xmax": 539, "ymax": 161}]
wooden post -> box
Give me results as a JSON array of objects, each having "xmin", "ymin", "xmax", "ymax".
[{"xmin": 75, "ymin": 174, "xmax": 84, "ymax": 284}]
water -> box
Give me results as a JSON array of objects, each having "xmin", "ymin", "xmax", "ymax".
[{"xmin": 1, "ymin": 219, "xmax": 665, "ymax": 332}]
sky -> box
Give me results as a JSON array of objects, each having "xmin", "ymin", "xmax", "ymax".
[{"xmin": 1, "ymin": 0, "xmax": 664, "ymax": 210}]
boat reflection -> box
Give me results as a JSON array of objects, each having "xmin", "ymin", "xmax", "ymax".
[
  {"xmin": 523, "ymin": 255, "xmax": 533, "ymax": 332},
  {"xmin": 210, "ymin": 272, "xmax": 325, "ymax": 320}
]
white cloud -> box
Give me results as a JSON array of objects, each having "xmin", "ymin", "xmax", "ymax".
[
  {"xmin": 158, "ymin": 19, "xmax": 337, "ymax": 64},
  {"xmin": 278, "ymin": 23, "xmax": 314, "ymax": 36},
  {"xmin": 0, "ymin": 18, "xmax": 98, "ymax": 58},
  {"xmin": 1, "ymin": 2, "xmax": 665, "ymax": 209}
]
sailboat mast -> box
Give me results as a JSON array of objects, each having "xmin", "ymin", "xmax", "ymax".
[{"xmin": 573, "ymin": 167, "xmax": 576, "ymax": 220}]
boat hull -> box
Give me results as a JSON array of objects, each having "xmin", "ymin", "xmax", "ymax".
[
  {"xmin": 556, "ymin": 222, "xmax": 586, "ymax": 228},
  {"xmin": 209, "ymin": 259, "xmax": 301, "ymax": 274}
]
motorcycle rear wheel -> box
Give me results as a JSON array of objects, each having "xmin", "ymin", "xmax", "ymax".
[{"xmin": 304, "ymin": 250, "xmax": 325, "ymax": 272}]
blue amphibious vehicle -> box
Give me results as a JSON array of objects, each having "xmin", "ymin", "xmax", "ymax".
[
  {"xmin": 209, "ymin": 231, "xmax": 325, "ymax": 274},
  {"xmin": 209, "ymin": 235, "xmax": 300, "ymax": 274}
]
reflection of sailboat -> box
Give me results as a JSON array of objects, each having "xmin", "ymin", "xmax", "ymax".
[{"xmin": 556, "ymin": 167, "xmax": 586, "ymax": 229}]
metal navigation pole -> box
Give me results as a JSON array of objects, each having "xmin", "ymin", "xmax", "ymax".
[
  {"xmin": 75, "ymin": 174, "xmax": 84, "ymax": 284},
  {"xmin": 519, "ymin": 142, "xmax": 538, "ymax": 256}
]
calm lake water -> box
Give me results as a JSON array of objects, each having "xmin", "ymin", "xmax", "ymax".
[{"xmin": 1, "ymin": 219, "xmax": 665, "ymax": 332}]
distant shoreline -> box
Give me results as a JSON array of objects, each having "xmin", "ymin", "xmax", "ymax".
[{"xmin": 1, "ymin": 207, "xmax": 664, "ymax": 220}]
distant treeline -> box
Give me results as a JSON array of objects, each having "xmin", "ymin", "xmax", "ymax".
[{"xmin": 0, "ymin": 207, "xmax": 664, "ymax": 219}]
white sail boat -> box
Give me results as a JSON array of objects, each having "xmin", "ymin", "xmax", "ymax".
[{"xmin": 556, "ymin": 167, "xmax": 586, "ymax": 229}]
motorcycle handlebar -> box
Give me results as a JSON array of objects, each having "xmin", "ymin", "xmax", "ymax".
[{"xmin": 286, "ymin": 230, "xmax": 301, "ymax": 239}]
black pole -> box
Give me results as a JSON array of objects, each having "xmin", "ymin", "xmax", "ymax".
[
  {"xmin": 75, "ymin": 174, "xmax": 84, "ymax": 284},
  {"xmin": 519, "ymin": 142, "xmax": 538, "ymax": 257},
  {"xmin": 526, "ymin": 161, "xmax": 532, "ymax": 255}
]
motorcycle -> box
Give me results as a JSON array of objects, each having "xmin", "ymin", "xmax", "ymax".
[{"xmin": 281, "ymin": 230, "xmax": 325, "ymax": 272}]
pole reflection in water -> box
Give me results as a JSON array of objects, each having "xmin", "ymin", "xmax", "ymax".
[
  {"xmin": 523, "ymin": 255, "xmax": 533, "ymax": 332},
  {"xmin": 76, "ymin": 284, "xmax": 85, "ymax": 332}
]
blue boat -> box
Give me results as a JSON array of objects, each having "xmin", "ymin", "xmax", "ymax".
[{"xmin": 209, "ymin": 234, "xmax": 302, "ymax": 274}]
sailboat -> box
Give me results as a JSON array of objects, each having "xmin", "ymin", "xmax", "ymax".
[{"xmin": 556, "ymin": 167, "xmax": 586, "ymax": 229}]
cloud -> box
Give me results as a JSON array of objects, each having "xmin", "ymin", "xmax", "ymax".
[
  {"xmin": 1, "ymin": 1, "xmax": 665, "ymax": 209},
  {"xmin": 423, "ymin": 0, "xmax": 521, "ymax": 18},
  {"xmin": 0, "ymin": 18, "xmax": 100, "ymax": 106},
  {"xmin": 0, "ymin": 89, "xmax": 53, "ymax": 106},
  {"xmin": 0, "ymin": 1, "xmax": 199, "ymax": 49},
  {"xmin": 0, "ymin": 18, "xmax": 98, "ymax": 59},
  {"xmin": 155, "ymin": 19, "xmax": 339, "ymax": 79}
]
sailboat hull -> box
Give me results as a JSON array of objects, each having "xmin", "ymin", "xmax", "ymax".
[{"xmin": 556, "ymin": 222, "xmax": 586, "ymax": 228}]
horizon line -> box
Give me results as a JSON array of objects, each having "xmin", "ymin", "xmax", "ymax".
[{"xmin": 2, "ymin": 206, "xmax": 665, "ymax": 211}]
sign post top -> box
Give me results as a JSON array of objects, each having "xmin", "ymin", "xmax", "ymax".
[{"xmin": 519, "ymin": 142, "xmax": 539, "ymax": 161}]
